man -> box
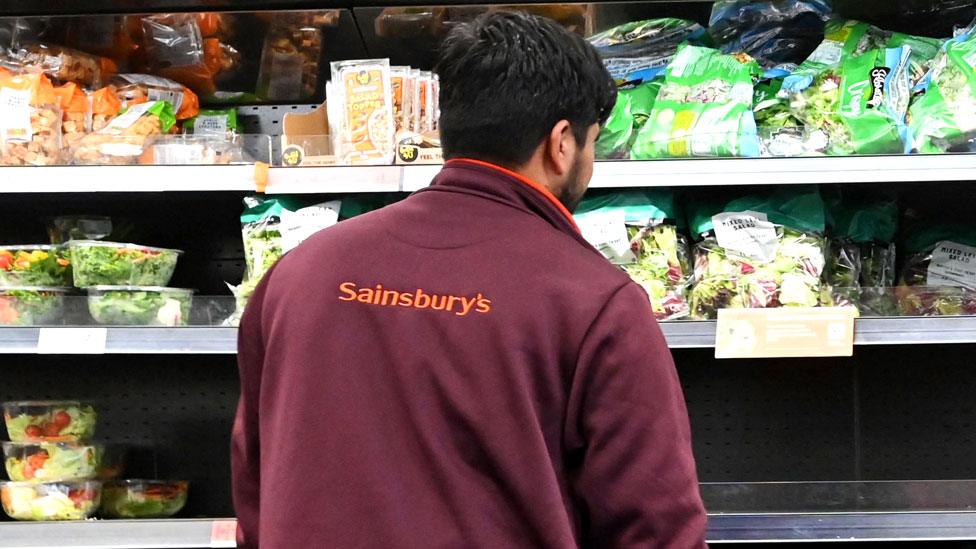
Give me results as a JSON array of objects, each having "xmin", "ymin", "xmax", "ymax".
[{"xmin": 233, "ymin": 11, "xmax": 706, "ymax": 548}]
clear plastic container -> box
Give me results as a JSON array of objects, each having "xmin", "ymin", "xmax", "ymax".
[
  {"xmin": 0, "ymin": 480, "xmax": 101, "ymax": 521},
  {"xmin": 2, "ymin": 442, "xmax": 101, "ymax": 482},
  {"xmin": 2, "ymin": 401, "xmax": 97, "ymax": 443},
  {"xmin": 68, "ymin": 241, "xmax": 181, "ymax": 287},
  {"xmin": 47, "ymin": 216, "xmax": 113, "ymax": 244},
  {"xmin": 0, "ymin": 245, "xmax": 71, "ymax": 286},
  {"xmin": 0, "ymin": 287, "xmax": 68, "ymax": 326},
  {"xmin": 95, "ymin": 444, "xmax": 127, "ymax": 481},
  {"xmin": 87, "ymin": 286, "xmax": 193, "ymax": 326},
  {"xmin": 101, "ymin": 480, "xmax": 188, "ymax": 518}
]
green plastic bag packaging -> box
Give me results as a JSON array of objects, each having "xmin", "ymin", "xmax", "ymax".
[
  {"xmin": 897, "ymin": 222, "xmax": 976, "ymax": 316},
  {"xmin": 595, "ymin": 80, "xmax": 661, "ymax": 159},
  {"xmin": 824, "ymin": 190, "xmax": 898, "ymax": 315},
  {"xmin": 789, "ymin": 46, "xmax": 912, "ymax": 155},
  {"xmin": 183, "ymin": 108, "xmax": 241, "ymax": 136},
  {"xmin": 575, "ymin": 189, "xmax": 692, "ymax": 320},
  {"xmin": 632, "ymin": 45, "xmax": 762, "ymax": 159},
  {"xmin": 909, "ymin": 25, "xmax": 976, "ymax": 153},
  {"xmin": 687, "ymin": 186, "xmax": 827, "ymax": 319}
]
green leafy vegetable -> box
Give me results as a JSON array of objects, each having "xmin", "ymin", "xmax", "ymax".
[
  {"xmin": 69, "ymin": 242, "xmax": 180, "ymax": 287},
  {"xmin": 88, "ymin": 288, "xmax": 192, "ymax": 326}
]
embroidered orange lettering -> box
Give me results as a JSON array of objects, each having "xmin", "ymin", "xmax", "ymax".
[{"xmin": 337, "ymin": 282, "xmax": 491, "ymax": 317}]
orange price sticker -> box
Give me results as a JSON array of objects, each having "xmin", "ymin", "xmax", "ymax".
[{"xmin": 210, "ymin": 519, "xmax": 237, "ymax": 547}]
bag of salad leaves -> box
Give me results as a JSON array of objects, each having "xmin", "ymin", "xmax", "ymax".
[
  {"xmin": 587, "ymin": 18, "xmax": 708, "ymax": 84},
  {"xmin": 575, "ymin": 189, "xmax": 691, "ymax": 320},
  {"xmin": 227, "ymin": 196, "xmax": 341, "ymax": 325},
  {"xmin": 824, "ymin": 191, "xmax": 898, "ymax": 315},
  {"xmin": 833, "ymin": 0, "xmax": 974, "ymax": 39},
  {"xmin": 788, "ymin": 46, "xmax": 912, "ymax": 155},
  {"xmin": 908, "ymin": 26, "xmax": 976, "ymax": 153},
  {"xmin": 897, "ymin": 223, "xmax": 976, "ymax": 316},
  {"xmin": 632, "ymin": 45, "xmax": 762, "ymax": 159},
  {"xmin": 708, "ymin": 0, "xmax": 831, "ymax": 70},
  {"xmin": 596, "ymin": 79, "xmax": 662, "ymax": 159},
  {"xmin": 754, "ymin": 76, "xmax": 829, "ymax": 156},
  {"xmin": 687, "ymin": 186, "xmax": 827, "ymax": 319}
]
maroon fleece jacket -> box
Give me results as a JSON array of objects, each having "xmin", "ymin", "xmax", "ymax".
[{"xmin": 232, "ymin": 158, "xmax": 707, "ymax": 548}]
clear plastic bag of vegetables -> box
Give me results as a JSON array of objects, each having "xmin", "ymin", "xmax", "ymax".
[
  {"xmin": 788, "ymin": 46, "xmax": 912, "ymax": 155},
  {"xmin": 574, "ymin": 189, "xmax": 691, "ymax": 321},
  {"xmin": 587, "ymin": 18, "xmax": 707, "ymax": 83},
  {"xmin": 897, "ymin": 224, "xmax": 976, "ymax": 316},
  {"xmin": 823, "ymin": 190, "xmax": 898, "ymax": 315},
  {"xmin": 708, "ymin": 0, "xmax": 831, "ymax": 70},
  {"xmin": 631, "ymin": 45, "xmax": 762, "ymax": 159},
  {"xmin": 754, "ymin": 76, "xmax": 829, "ymax": 156},
  {"xmin": 908, "ymin": 25, "xmax": 976, "ymax": 153},
  {"xmin": 688, "ymin": 186, "xmax": 828, "ymax": 319}
]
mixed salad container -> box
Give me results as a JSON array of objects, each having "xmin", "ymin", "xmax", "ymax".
[
  {"xmin": 68, "ymin": 241, "xmax": 181, "ymax": 288},
  {"xmin": 0, "ymin": 287, "xmax": 68, "ymax": 325},
  {"xmin": 0, "ymin": 480, "xmax": 101, "ymax": 521},
  {"xmin": 100, "ymin": 480, "xmax": 188, "ymax": 518},
  {"xmin": 3, "ymin": 442, "xmax": 100, "ymax": 482},
  {"xmin": 3, "ymin": 401, "xmax": 97, "ymax": 443},
  {"xmin": 0, "ymin": 245, "xmax": 71, "ymax": 287},
  {"xmin": 87, "ymin": 286, "xmax": 193, "ymax": 326}
]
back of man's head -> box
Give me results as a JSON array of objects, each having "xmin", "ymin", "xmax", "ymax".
[{"xmin": 436, "ymin": 11, "xmax": 616, "ymax": 168}]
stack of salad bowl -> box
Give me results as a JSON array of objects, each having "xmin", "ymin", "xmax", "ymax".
[
  {"xmin": 0, "ymin": 245, "xmax": 73, "ymax": 326},
  {"xmin": 67, "ymin": 237, "xmax": 193, "ymax": 327},
  {"xmin": 1, "ymin": 401, "xmax": 104, "ymax": 520}
]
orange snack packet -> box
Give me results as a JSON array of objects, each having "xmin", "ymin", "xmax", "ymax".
[
  {"xmin": 0, "ymin": 73, "xmax": 62, "ymax": 165},
  {"xmin": 53, "ymin": 82, "xmax": 89, "ymax": 145},
  {"xmin": 89, "ymin": 87, "xmax": 122, "ymax": 132}
]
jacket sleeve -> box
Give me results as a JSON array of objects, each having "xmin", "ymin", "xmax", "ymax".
[
  {"xmin": 231, "ymin": 274, "xmax": 273, "ymax": 549},
  {"xmin": 567, "ymin": 282, "xmax": 707, "ymax": 548}
]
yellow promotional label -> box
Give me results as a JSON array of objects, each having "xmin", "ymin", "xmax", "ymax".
[{"xmin": 715, "ymin": 307, "xmax": 858, "ymax": 359}]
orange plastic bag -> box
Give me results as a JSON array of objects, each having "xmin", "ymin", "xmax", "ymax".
[
  {"xmin": 53, "ymin": 82, "xmax": 89, "ymax": 145},
  {"xmin": 111, "ymin": 74, "xmax": 199, "ymax": 120},
  {"xmin": 89, "ymin": 87, "xmax": 122, "ymax": 132},
  {"xmin": 0, "ymin": 73, "xmax": 62, "ymax": 165}
]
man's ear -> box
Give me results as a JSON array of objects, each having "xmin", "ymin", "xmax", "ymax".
[{"xmin": 545, "ymin": 119, "xmax": 574, "ymax": 176}]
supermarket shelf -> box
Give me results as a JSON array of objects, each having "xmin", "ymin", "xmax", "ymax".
[
  {"xmin": 3, "ymin": 512, "xmax": 976, "ymax": 547},
  {"xmin": 1, "ymin": 317, "xmax": 976, "ymax": 354},
  {"xmin": 5, "ymin": 155, "xmax": 976, "ymax": 194},
  {"xmin": 661, "ymin": 317, "xmax": 976, "ymax": 349},
  {"xmin": 0, "ymin": 327, "xmax": 237, "ymax": 354},
  {"xmin": 0, "ymin": 166, "xmax": 258, "ymax": 193}
]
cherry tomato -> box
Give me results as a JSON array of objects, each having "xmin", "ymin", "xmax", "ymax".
[
  {"xmin": 24, "ymin": 425, "xmax": 42, "ymax": 438},
  {"xmin": 42, "ymin": 422, "xmax": 61, "ymax": 437},
  {"xmin": 22, "ymin": 464, "xmax": 35, "ymax": 479},
  {"xmin": 52, "ymin": 411, "xmax": 71, "ymax": 429},
  {"xmin": 0, "ymin": 254, "xmax": 11, "ymax": 270},
  {"xmin": 27, "ymin": 451, "xmax": 49, "ymax": 469}
]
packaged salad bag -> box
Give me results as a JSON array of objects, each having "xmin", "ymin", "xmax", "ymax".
[
  {"xmin": 824, "ymin": 190, "xmax": 898, "ymax": 315},
  {"xmin": 897, "ymin": 223, "xmax": 976, "ymax": 316},
  {"xmin": 631, "ymin": 45, "xmax": 762, "ymax": 159},
  {"xmin": 688, "ymin": 186, "xmax": 827, "ymax": 319},
  {"xmin": 595, "ymin": 79, "xmax": 661, "ymax": 159},
  {"xmin": 587, "ymin": 18, "xmax": 707, "ymax": 84},
  {"xmin": 788, "ymin": 46, "xmax": 912, "ymax": 155},
  {"xmin": 908, "ymin": 25, "xmax": 976, "ymax": 153},
  {"xmin": 708, "ymin": 0, "xmax": 831, "ymax": 70},
  {"xmin": 575, "ymin": 189, "xmax": 691, "ymax": 320}
]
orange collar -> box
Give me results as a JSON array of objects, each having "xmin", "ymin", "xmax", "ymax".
[{"xmin": 446, "ymin": 158, "xmax": 580, "ymax": 233}]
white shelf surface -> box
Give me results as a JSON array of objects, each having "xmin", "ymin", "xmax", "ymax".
[
  {"xmin": 4, "ymin": 512, "xmax": 976, "ymax": 547},
  {"xmin": 0, "ymin": 317, "xmax": 974, "ymax": 354},
  {"xmin": 3, "ymin": 154, "xmax": 976, "ymax": 194}
]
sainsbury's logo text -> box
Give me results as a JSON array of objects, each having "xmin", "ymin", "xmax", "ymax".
[{"xmin": 338, "ymin": 282, "xmax": 492, "ymax": 316}]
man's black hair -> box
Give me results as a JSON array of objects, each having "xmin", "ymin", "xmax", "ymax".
[{"xmin": 435, "ymin": 11, "xmax": 617, "ymax": 167}]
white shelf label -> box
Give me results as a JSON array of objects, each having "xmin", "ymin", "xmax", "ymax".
[
  {"xmin": 37, "ymin": 328, "xmax": 108, "ymax": 354},
  {"xmin": 210, "ymin": 519, "xmax": 238, "ymax": 547}
]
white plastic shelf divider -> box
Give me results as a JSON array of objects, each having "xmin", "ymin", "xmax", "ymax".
[{"xmin": 4, "ymin": 512, "xmax": 976, "ymax": 547}]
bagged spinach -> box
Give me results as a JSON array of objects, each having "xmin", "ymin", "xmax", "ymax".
[
  {"xmin": 588, "ymin": 18, "xmax": 708, "ymax": 84},
  {"xmin": 632, "ymin": 45, "xmax": 762, "ymax": 158},
  {"xmin": 908, "ymin": 26, "xmax": 976, "ymax": 153},
  {"xmin": 595, "ymin": 80, "xmax": 661, "ymax": 159},
  {"xmin": 708, "ymin": 0, "xmax": 832, "ymax": 70},
  {"xmin": 575, "ymin": 189, "xmax": 691, "ymax": 321},
  {"xmin": 824, "ymin": 191, "xmax": 898, "ymax": 315},
  {"xmin": 897, "ymin": 224, "xmax": 976, "ymax": 316},
  {"xmin": 789, "ymin": 46, "xmax": 912, "ymax": 155},
  {"xmin": 687, "ymin": 186, "xmax": 827, "ymax": 319},
  {"xmin": 754, "ymin": 76, "xmax": 829, "ymax": 156}
]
